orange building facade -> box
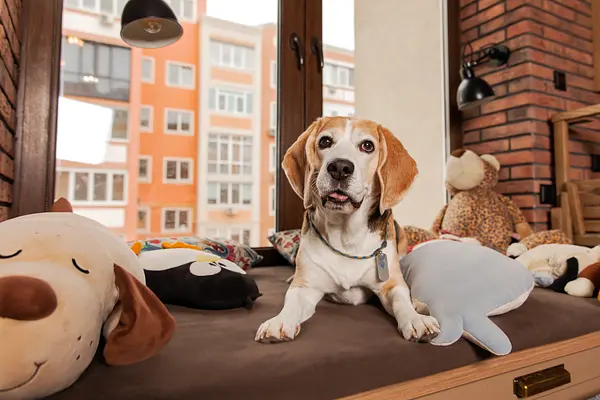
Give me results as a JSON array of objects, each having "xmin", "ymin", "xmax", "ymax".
[{"xmin": 56, "ymin": 0, "xmax": 354, "ymax": 247}]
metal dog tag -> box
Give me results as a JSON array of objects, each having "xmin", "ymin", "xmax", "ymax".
[{"xmin": 376, "ymin": 251, "xmax": 389, "ymax": 282}]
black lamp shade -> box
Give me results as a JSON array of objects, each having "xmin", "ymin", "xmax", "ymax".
[
  {"xmin": 457, "ymin": 65, "xmax": 495, "ymax": 110},
  {"xmin": 120, "ymin": 0, "xmax": 183, "ymax": 49}
]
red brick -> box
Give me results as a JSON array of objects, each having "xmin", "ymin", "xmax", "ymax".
[
  {"xmin": 0, "ymin": 180, "xmax": 10, "ymax": 202},
  {"xmin": 506, "ymin": 106, "xmax": 552, "ymax": 121},
  {"xmin": 463, "ymin": 130, "xmax": 481, "ymax": 144},
  {"xmin": 532, "ymin": 222, "xmax": 550, "ymax": 232},
  {"xmin": 467, "ymin": 139, "xmax": 509, "ymax": 154},
  {"xmin": 555, "ymin": 0, "xmax": 592, "ymax": 16},
  {"xmin": 0, "ymin": 120, "xmax": 13, "ymax": 155},
  {"xmin": 0, "ymin": 89, "xmax": 15, "ymax": 132},
  {"xmin": 482, "ymin": 92, "xmax": 565, "ymax": 114},
  {"xmin": 507, "ymin": 20, "xmax": 544, "ymax": 38},
  {"xmin": 462, "ymin": 27, "xmax": 479, "ymax": 44},
  {"xmin": 508, "ymin": 76, "xmax": 547, "ymax": 93},
  {"xmin": 0, "ymin": 152, "xmax": 13, "ymax": 180},
  {"xmin": 497, "ymin": 179, "xmax": 535, "ymax": 194},
  {"xmin": 498, "ymin": 167, "xmax": 510, "ymax": 181},
  {"xmin": 569, "ymin": 153, "xmax": 591, "ymax": 168},
  {"xmin": 478, "ymin": 0, "xmax": 505, "ymax": 10},
  {"xmin": 542, "ymin": 1, "xmax": 577, "ymax": 21},
  {"xmin": 510, "ymin": 134, "xmax": 550, "ymax": 150},
  {"xmin": 494, "ymin": 149, "xmax": 551, "ymax": 166},
  {"xmin": 463, "ymin": 112, "xmax": 507, "ymax": 131},
  {"xmin": 511, "ymin": 194, "xmax": 538, "ymax": 208},
  {"xmin": 0, "ymin": 2, "xmax": 20, "ymax": 60},
  {"xmin": 483, "ymin": 63, "xmax": 554, "ymax": 85},
  {"xmin": 510, "ymin": 165, "xmax": 552, "ymax": 179},
  {"xmin": 522, "ymin": 209, "xmax": 549, "ymax": 224},
  {"xmin": 482, "ymin": 120, "xmax": 549, "ymax": 140},
  {"xmin": 460, "ymin": 0, "xmax": 476, "ymax": 7},
  {"xmin": 543, "ymin": 26, "xmax": 593, "ymax": 53},
  {"xmin": 0, "ymin": 207, "xmax": 8, "ymax": 221},
  {"xmin": 506, "ymin": 0, "xmax": 542, "ymax": 10},
  {"xmin": 460, "ymin": 2, "xmax": 477, "ymax": 19},
  {"xmin": 506, "ymin": 34, "xmax": 593, "ymax": 65},
  {"xmin": 462, "ymin": 3, "xmax": 506, "ymax": 31}
]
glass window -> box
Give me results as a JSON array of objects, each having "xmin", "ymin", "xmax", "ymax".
[
  {"xmin": 137, "ymin": 208, "xmax": 148, "ymax": 232},
  {"xmin": 74, "ymin": 173, "xmax": 89, "ymax": 201},
  {"xmin": 165, "ymin": 110, "xmax": 193, "ymax": 134},
  {"xmin": 183, "ymin": 0, "xmax": 194, "ymax": 19},
  {"xmin": 112, "ymin": 174, "xmax": 125, "ymax": 201},
  {"xmin": 93, "ymin": 173, "xmax": 107, "ymax": 201},
  {"xmin": 207, "ymin": 133, "xmax": 252, "ymax": 176},
  {"xmin": 100, "ymin": 0, "xmax": 113, "ymax": 14},
  {"xmin": 140, "ymin": 106, "xmax": 152, "ymax": 131},
  {"xmin": 164, "ymin": 159, "xmax": 193, "ymax": 183},
  {"xmin": 166, "ymin": 63, "xmax": 194, "ymax": 88},
  {"xmin": 82, "ymin": 0, "xmax": 96, "ymax": 11},
  {"xmin": 141, "ymin": 57, "xmax": 154, "ymax": 83},
  {"xmin": 110, "ymin": 108, "xmax": 128, "ymax": 140}
]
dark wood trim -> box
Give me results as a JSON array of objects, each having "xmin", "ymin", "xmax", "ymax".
[
  {"xmin": 304, "ymin": 0, "xmax": 323, "ymax": 125},
  {"xmin": 11, "ymin": 0, "xmax": 63, "ymax": 217},
  {"xmin": 593, "ymin": 0, "xmax": 600, "ymax": 91},
  {"xmin": 446, "ymin": 0, "xmax": 462, "ymax": 152},
  {"xmin": 276, "ymin": 0, "xmax": 307, "ymax": 232},
  {"xmin": 254, "ymin": 247, "xmax": 291, "ymax": 267}
]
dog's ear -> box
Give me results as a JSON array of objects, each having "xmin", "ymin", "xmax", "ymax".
[
  {"xmin": 51, "ymin": 197, "xmax": 73, "ymax": 213},
  {"xmin": 103, "ymin": 264, "xmax": 175, "ymax": 366},
  {"xmin": 282, "ymin": 119, "xmax": 323, "ymax": 208},
  {"xmin": 376, "ymin": 125, "xmax": 418, "ymax": 214}
]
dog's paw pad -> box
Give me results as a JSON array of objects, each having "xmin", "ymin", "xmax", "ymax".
[
  {"xmin": 255, "ymin": 317, "xmax": 300, "ymax": 343},
  {"xmin": 399, "ymin": 314, "xmax": 440, "ymax": 342}
]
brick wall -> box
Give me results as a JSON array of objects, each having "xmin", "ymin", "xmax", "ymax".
[
  {"xmin": 459, "ymin": 0, "xmax": 600, "ymax": 231},
  {"xmin": 0, "ymin": 0, "xmax": 19, "ymax": 221}
]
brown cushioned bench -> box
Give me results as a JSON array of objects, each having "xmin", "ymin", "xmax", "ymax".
[{"xmin": 50, "ymin": 266, "xmax": 600, "ymax": 400}]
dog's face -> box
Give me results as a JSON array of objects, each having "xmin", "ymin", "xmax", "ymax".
[{"xmin": 283, "ymin": 117, "xmax": 418, "ymax": 215}]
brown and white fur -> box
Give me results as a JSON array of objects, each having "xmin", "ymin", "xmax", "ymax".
[{"xmin": 255, "ymin": 117, "xmax": 440, "ymax": 343}]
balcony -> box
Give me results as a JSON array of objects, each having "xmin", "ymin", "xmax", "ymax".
[{"xmin": 62, "ymin": 72, "xmax": 130, "ymax": 102}]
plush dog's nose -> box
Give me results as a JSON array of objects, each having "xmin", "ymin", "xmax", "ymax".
[
  {"xmin": 0, "ymin": 276, "xmax": 58, "ymax": 321},
  {"xmin": 327, "ymin": 159, "xmax": 355, "ymax": 181}
]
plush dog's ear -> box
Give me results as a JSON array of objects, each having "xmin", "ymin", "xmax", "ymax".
[
  {"xmin": 282, "ymin": 119, "xmax": 323, "ymax": 208},
  {"xmin": 103, "ymin": 264, "xmax": 175, "ymax": 366},
  {"xmin": 376, "ymin": 125, "xmax": 418, "ymax": 214},
  {"xmin": 51, "ymin": 197, "xmax": 73, "ymax": 213}
]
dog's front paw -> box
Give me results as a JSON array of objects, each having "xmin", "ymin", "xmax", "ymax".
[
  {"xmin": 255, "ymin": 316, "xmax": 301, "ymax": 343},
  {"xmin": 398, "ymin": 314, "xmax": 440, "ymax": 342}
]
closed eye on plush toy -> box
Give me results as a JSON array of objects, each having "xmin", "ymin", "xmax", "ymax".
[
  {"xmin": 71, "ymin": 258, "xmax": 90, "ymax": 274},
  {"xmin": 0, "ymin": 249, "xmax": 22, "ymax": 259}
]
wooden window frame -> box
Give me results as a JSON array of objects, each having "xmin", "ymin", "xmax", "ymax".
[{"xmin": 14, "ymin": 0, "xmax": 460, "ymax": 266}]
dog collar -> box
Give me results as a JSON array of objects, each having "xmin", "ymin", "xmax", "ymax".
[{"xmin": 307, "ymin": 212, "xmax": 387, "ymax": 260}]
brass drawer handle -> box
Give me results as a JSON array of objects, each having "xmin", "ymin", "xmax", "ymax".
[{"xmin": 513, "ymin": 364, "xmax": 571, "ymax": 398}]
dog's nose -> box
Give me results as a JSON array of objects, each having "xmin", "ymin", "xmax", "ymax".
[
  {"xmin": 327, "ymin": 159, "xmax": 355, "ymax": 181},
  {"xmin": 0, "ymin": 276, "xmax": 58, "ymax": 321}
]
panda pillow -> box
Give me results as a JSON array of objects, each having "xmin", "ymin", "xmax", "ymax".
[{"xmin": 139, "ymin": 248, "xmax": 262, "ymax": 310}]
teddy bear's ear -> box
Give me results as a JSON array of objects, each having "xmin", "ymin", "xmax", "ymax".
[
  {"xmin": 51, "ymin": 198, "xmax": 73, "ymax": 213},
  {"xmin": 480, "ymin": 154, "xmax": 500, "ymax": 171}
]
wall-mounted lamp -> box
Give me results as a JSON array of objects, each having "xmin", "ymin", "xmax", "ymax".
[
  {"xmin": 120, "ymin": 0, "xmax": 183, "ymax": 49},
  {"xmin": 457, "ymin": 43, "xmax": 511, "ymax": 111}
]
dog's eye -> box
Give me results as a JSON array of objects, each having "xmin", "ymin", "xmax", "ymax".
[
  {"xmin": 360, "ymin": 140, "xmax": 375, "ymax": 153},
  {"xmin": 318, "ymin": 137, "xmax": 333, "ymax": 149},
  {"xmin": 72, "ymin": 259, "xmax": 90, "ymax": 274},
  {"xmin": 0, "ymin": 249, "xmax": 22, "ymax": 259}
]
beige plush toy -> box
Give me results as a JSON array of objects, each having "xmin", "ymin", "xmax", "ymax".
[
  {"xmin": 0, "ymin": 198, "xmax": 176, "ymax": 400},
  {"xmin": 431, "ymin": 149, "xmax": 571, "ymax": 254}
]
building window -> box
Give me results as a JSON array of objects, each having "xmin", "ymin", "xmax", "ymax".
[
  {"xmin": 270, "ymin": 61, "xmax": 277, "ymax": 88},
  {"xmin": 209, "ymin": 40, "xmax": 255, "ymax": 70},
  {"xmin": 164, "ymin": 0, "xmax": 195, "ymax": 21},
  {"xmin": 207, "ymin": 182, "xmax": 252, "ymax": 206},
  {"xmin": 109, "ymin": 107, "xmax": 128, "ymax": 141},
  {"xmin": 208, "ymin": 87, "xmax": 253, "ymax": 116},
  {"xmin": 269, "ymin": 143, "xmax": 276, "ymax": 172},
  {"xmin": 165, "ymin": 109, "xmax": 194, "ymax": 135},
  {"xmin": 207, "ymin": 133, "xmax": 252, "ymax": 176},
  {"xmin": 137, "ymin": 207, "xmax": 150, "ymax": 233},
  {"xmin": 65, "ymin": 0, "xmax": 127, "ymax": 15},
  {"xmin": 61, "ymin": 37, "xmax": 131, "ymax": 101},
  {"xmin": 323, "ymin": 62, "xmax": 354, "ymax": 88},
  {"xmin": 141, "ymin": 56, "xmax": 155, "ymax": 83},
  {"xmin": 206, "ymin": 227, "xmax": 251, "ymax": 246},
  {"xmin": 270, "ymin": 101, "xmax": 277, "ymax": 130},
  {"xmin": 162, "ymin": 208, "xmax": 192, "ymax": 233},
  {"xmin": 55, "ymin": 169, "xmax": 127, "ymax": 205},
  {"xmin": 140, "ymin": 106, "xmax": 153, "ymax": 132},
  {"xmin": 138, "ymin": 156, "xmax": 152, "ymax": 183},
  {"xmin": 163, "ymin": 158, "xmax": 193, "ymax": 184},
  {"xmin": 166, "ymin": 61, "xmax": 195, "ymax": 89},
  {"xmin": 269, "ymin": 185, "xmax": 276, "ymax": 216}
]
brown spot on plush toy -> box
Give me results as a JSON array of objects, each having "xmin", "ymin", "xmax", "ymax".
[{"xmin": 432, "ymin": 149, "xmax": 571, "ymax": 254}]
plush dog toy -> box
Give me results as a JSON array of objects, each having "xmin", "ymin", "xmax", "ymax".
[
  {"xmin": 515, "ymin": 243, "xmax": 600, "ymax": 297},
  {"xmin": 0, "ymin": 198, "xmax": 175, "ymax": 400},
  {"xmin": 133, "ymin": 245, "xmax": 262, "ymax": 310},
  {"xmin": 432, "ymin": 149, "xmax": 571, "ymax": 254}
]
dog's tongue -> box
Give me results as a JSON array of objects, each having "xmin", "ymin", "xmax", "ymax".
[{"xmin": 329, "ymin": 192, "xmax": 349, "ymax": 201}]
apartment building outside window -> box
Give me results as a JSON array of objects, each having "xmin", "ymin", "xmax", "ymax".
[
  {"xmin": 208, "ymin": 88, "xmax": 253, "ymax": 116},
  {"xmin": 206, "ymin": 227, "xmax": 251, "ymax": 246},
  {"xmin": 207, "ymin": 183, "xmax": 252, "ymax": 206},
  {"xmin": 166, "ymin": 61, "xmax": 195, "ymax": 89},
  {"xmin": 141, "ymin": 57, "xmax": 155, "ymax": 83},
  {"xmin": 209, "ymin": 40, "xmax": 255, "ymax": 70},
  {"xmin": 64, "ymin": 0, "xmax": 127, "ymax": 16},
  {"xmin": 164, "ymin": 0, "xmax": 195, "ymax": 22},
  {"xmin": 163, "ymin": 158, "xmax": 193, "ymax": 184},
  {"xmin": 269, "ymin": 186, "xmax": 275, "ymax": 216},
  {"xmin": 137, "ymin": 207, "xmax": 150, "ymax": 233},
  {"xmin": 61, "ymin": 37, "xmax": 131, "ymax": 101},
  {"xmin": 55, "ymin": 169, "xmax": 127, "ymax": 205},
  {"xmin": 165, "ymin": 109, "xmax": 194, "ymax": 135},
  {"xmin": 269, "ymin": 143, "xmax": 276, "ymax": 172},
  {"xmin": 162, "ymin": 208, "xmax": 192, "ymax": 232},
  {"xmin": 270, "ymin": 61, "xmax": 277, "ymax": 88},
  {"xmin": 138, "ymin": 156, "xmax": 152, "ymax": 183},
  {"xmin": 110, "ymin": 107, "xmax": 128, "ymax": 141},
  {"xmin": 207, "ymin": 133, "xmax": 252, "ymax": 175},
  {"xmin": 323, "ymin": 62, "xmax": 354, "ymax": 88},
  {"xmin": 140, "ymin": 106, "xmax": 153, "ymax": 132}
]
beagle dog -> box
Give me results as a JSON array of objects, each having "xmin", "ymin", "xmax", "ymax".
[{"xmin": 255, "ymin": 116, "xmax": 440, "ymax": 343}]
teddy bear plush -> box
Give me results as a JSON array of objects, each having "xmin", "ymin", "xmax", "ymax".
[{"xmin": 431, "ymin": 149, "xmax": 571, "ymax": 254}]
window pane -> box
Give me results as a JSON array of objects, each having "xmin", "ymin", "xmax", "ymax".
[
  {"xmin": 111, "ymin": 108, "xmax": 128, "ymax": 139},
  {"xmin": 139, "ymin": 159, "xmax": 148, "ymax": 177},
  {"xmin": 179, "ymin": 210, "xmax": 189, "ymax": 229},
  {"xmin": 116, "ymin": 0, "xmax": 127, "ymax": 15},
  {"xmin": 111, "ymin": 47, "xmax": 130, "ymax": 80},
  {"xmin": 166, "ymin": 161, "xmax": 178, "ymax": 180},
  {"xmin": 208, "ymin": 88, "xmax": 216, "ymax": 109},
  {"xmin": 168, "ymin": 64, "xmax": 178, "ymax": 84},
  {"xmin": 82, "ymin": 0, "xmax": 96, "ymax": 10},
  {"xmin": 242, "ymin": 184, "xmax": 251, "ymax": 205},
  {"xmin": 81, "ymin": 43, "xmax": 95, "ymax": 75},
  {"xmin": 231, "ymin": 233, "xmax": 240, "ymax": 243},
  {"xmin": 65, "ymin": 0, "xmax": 78, "ymax": 7},
  {"xmin": 55, "ymin": 171, "xmax": 70, "ymax": 199},
  {"xmin": 166, "ymin": 111, "xmax": 178, "ymax": 131},
  {"xmin": 207, "ymin": 183, "xmax": 217, "ymax": 204},
  {"xmin": 74, "ymin": 173, "xmax": 89, "ymax": 201},
  {"xmin": 218, "ymin": 93, "xmax": 226, "ymax": 111},
  {"xmin": 165, "ymin": 210, "xmax": 176, "ymax": 230},
  {"xmin": 236, "ymin": 96, "xmax": 244, "ymax": 113},
  {"xmin": 100, "ymin": 0, "xmax": 113, "ymax": 14},
  {"xmin": 245, "ymin": 48, "xmax": 255, "ymax": 69},
  {"xmin": 112, "ymin": 174, "xmax": 125, "ymax": 201},
  {"xmin": 219, "ymin": 183, "xmax": 228, "ymax": 204},
  {"xmin": 142, "ymin": 58, "xmax": 153, "ymax": 81},
  {"xmin": 209, "ymin": 41, "xmax": 220, "ymax": 64},
  {"xmin": 183, "ymin": 0, "xmax": 194, "ymax": 19},
  {"xmin": 93, "ymin": 173, "xmax": 107, "ymax": 201},
  {"xmin": 180, "ymin": 112, "xmax": 191, "ymax": 132},
  {"xmin": 137, "ymin": 209, "xmax": 147, "ymax": 230},
  {"xmin": 140, "ymin": 107, "xmax": 150, "ymax": 128},
  {"xmin": 180, "ymin": 162, "xmax": 190, "ymax": 180},
  {"xmin": 181, "ymin": 66, "xmax": 193, "ymax": 86},
  {"xmin": 233, "ymin": 46, "xmax": 243, "ymax": 68},
  {"xmin": 223, "ymin": 45, "xmax": 231, "ymax": 64},
  {"xmin": 231, "ymin": 183, "xmax": 240, "ymax": 204},
  {"xmin": 62, "ymin": 39, "xmax": 80, "ymax": 73},
  {"xmin": 242, "ymin": 230, "xmax": 250, "ymax": 246},
  {"xmin": 245, "ymin": 93, "xmax": 253, "ymax": 113},
  {"xmin": 171, "ymin": 0, "xmax": 182, "ymax": 15}
]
